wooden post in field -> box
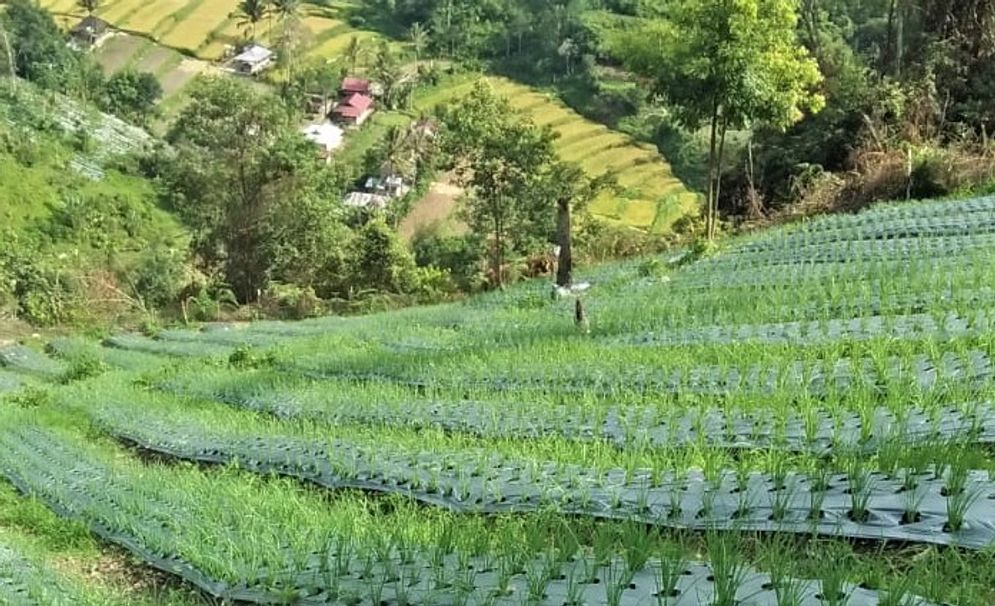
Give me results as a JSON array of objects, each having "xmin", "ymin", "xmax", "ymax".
[{"xmin": 575, "ymin": 298, "xmax": 589, "ymax": 334}]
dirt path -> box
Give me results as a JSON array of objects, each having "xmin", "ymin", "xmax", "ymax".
[{"xmin": 398, "ymin": 178, "xmax": 467, "ymax": 241}]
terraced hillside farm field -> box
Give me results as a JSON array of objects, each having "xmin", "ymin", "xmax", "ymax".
[
  {"xmin": 42, "ymin": 0, "xmax": 384, "ymax": 62},
  {"xmin": 5, "ymin": 195, "xmax": 995, "ymax": 605},
  {"xmin": 414, "ymin": 74, "xmax": 700, "ymax": 233}
]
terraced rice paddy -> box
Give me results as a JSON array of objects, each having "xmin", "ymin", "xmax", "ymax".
[
  {"xmin": 41, "ymin": 0, "xmax": 381, "ymax": 62},
  {"xmin": 414, "ymin": 74, "xmax": 699, "ymax": 232},
  {"xmin": 4, "ymin": 194, "xmax": 995, "ymax": 604}
]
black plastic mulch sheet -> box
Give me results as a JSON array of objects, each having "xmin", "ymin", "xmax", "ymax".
[
  {"xmin": 0, "ymin": 427, "xmax": 933, "ymax": 606},
  {"xmin": 104, "ymin": 420, "xmax": 995, "ymax": 550}
]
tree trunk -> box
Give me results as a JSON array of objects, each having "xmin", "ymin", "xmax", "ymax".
[
  {"xmin": 895, "ymin": 0, "xmax": 905, "ymax": 77},
  {"xmin": 556, "ymin": 198, "xmax": 572, "ymax": 288},
  {"xmin": 706, "ymin": 101, "xmax": 720, "ymax": 240},
  {"xmin": 713, "ymin": 112, "xmax": 730, "ymax": 236},
  {"xmin": 884, "ymin": 0, "xmax": 897, "ymax": 75},
  {"xmin": 493, "ymin": 209, "xmax": 504, "ymax": 289}
]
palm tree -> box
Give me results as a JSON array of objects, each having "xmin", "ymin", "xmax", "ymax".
[
  {"xmin": 378, "ymin": 126, "xmax": 415, "ymax": 180},
  {"xmin": 77, "ymin": 0, "xmax": 100, "ymax": 15},
  {"xmin": 344, "ymin": 36, "xmax": 365, "ymax": 73},
  {"xmin": 269, "ymin": 0, "xmax": 302, "ymax": 77},
  {"xmin": 408, "ymin": 22, "xmax": 428, "ymax": 61},
  {"xmin": 269, "ymin": 0, "xmax": 300, "ymax": 22},
  {"xmin": 234, "ymin": 0, "xmax": 268, "ymax": 41}
]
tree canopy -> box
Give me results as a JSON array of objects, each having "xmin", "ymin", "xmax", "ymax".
[{"xmin": 611, "ymin": 0, "xmax": 824, "ymax": 237}]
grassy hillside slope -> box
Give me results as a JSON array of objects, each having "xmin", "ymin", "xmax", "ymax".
[{"xmin": 0, "ymin": 80, "xmax": 187, "ymax": 326}]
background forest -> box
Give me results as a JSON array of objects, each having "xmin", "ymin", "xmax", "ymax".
[{"xmin": 2, "ymin": 0, "xmax": 994, "ymax": 331}]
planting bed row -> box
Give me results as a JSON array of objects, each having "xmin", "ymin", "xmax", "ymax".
[
  {"xmin": 46, "ymin": 337, "xmax": 166, "ymax": 372},
  {"xmin": 698, "ymin": 233, "xmax": 995, "ymax": 270},
  {"xmin": 286, "ymin": 348, "xmax": 993, "ymax": 400},
  {"xmin": 0, "ymin": 542, "xmax": 64, "ymax": 606},
  {"xmin": 163, "ymin": 373, "xmax": 995, "ymax": 454},
  {"xmin": 729, "ymin": 216, "xmax": 995, "ymax": 255},
  {"xmin": 102, "ymin": 416, "xmax": 995, "ymax": 549},
  {"xmin": 588, "ymin": 286, "xmax": 995, "ymax": 338},
  {"xmin": 0, "ymin": 426, "xmax": 915, "ymax": 606},
  {"xmin": 671, "ymin": 256, "xmax": 979, "ymax": 291},
  {"xmin": 736, "ymin": 196, "xmax": 995, "ymax": 246},
  {"xmin": 0, "ymin": 346, "xmax": 65, "ymax": 380},
  {"xmin": 615, "ymin": 311, "xmax": 995, "ymax": 347},
  {"xmin": 102, "ymin": 333, "xmax": 233, "ymax": 358}
]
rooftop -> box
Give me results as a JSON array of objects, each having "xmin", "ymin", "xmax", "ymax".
[{"xmin": 233, "ymin": 44, "xmax": 274, "ymax": 65}]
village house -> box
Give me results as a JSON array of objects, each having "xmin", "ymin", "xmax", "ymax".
[
  {"xmin": 69, "ymin": 16, "xmax": 112, "ymax": 48},
  {"xmin": 340, "ymin": 77, "xmax": 371, "ymax": 96},
  {"xmin": 333, "ymin": 92, "xmax": 375, "ymax": 126},
  {"xmin": 364, "ymin": 174, "xmax": 411, "ymax": 199},
  {"xmin": 231, "ymin": 44, "xmax": 274, "ymax": 76}
]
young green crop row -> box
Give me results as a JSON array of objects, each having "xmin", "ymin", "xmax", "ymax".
[
  {"xmin": 96, "ymin": 405, "xmax": 995, "ymax": 550},
  {"xmin": 735, "ymin": 196, "xmax": 995, "ymax": 245},
  {"xmin": 0, "ymin": 538, "xmax": 68, "ymax": 606},
  {"xmin": 0, "ymin": 415, "xmax": 929, "ymax": 606},
  {"xmin": 151, "ymin": 356, "xmax": 995, "ymax": 457}
]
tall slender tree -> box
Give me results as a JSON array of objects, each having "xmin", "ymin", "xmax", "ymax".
[
  {"xmin": 77, "ymin": 0, "xmax": 100, "ymax": 16},
  {"xmin": 408, "ymin": 21, "xmax": 428, "ymax": 61},
  {"xmin": 344, "ymin": 36, "xmax": 366, "ymax": 73},
  {"xmin": 270, "ymin": 0, "xmax": 302, "ymax": 78},
  {"xmin": 440, "ymin": 83, "xmax": 558, "ymax": 288},
  {"xmin": 234, "ymin": 0, "xmax": 267, "ymax": 41}
]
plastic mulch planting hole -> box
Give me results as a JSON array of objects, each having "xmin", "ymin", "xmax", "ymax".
[
  {"xmin": 101, "ymin": 417, "xmax": 995, "ymax": 550},
  {"xmin": 0, "ymin": 427, "xmax": 936, "ymax": 606}
]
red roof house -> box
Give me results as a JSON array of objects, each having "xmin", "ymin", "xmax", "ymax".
[
  {"xmin": 341, "ymin": 77, "xmax": 371, "ymax": 96},
  {"xmin": 333, "ymin": 93, "xmax": 375, "ymax": 126}
]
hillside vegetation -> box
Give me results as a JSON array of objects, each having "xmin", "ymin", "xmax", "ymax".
[
  {"xmin": 2, "ymin": 193, "xmax": 995, "ymax": 604},
  {"xmin": 0, "ymin": 78, "xmax": 185, "ymax": 327}
]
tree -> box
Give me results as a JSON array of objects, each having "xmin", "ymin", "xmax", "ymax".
[
  {"xmin": 234, "ymin": 0, "xmax": 268, "ymax": 41},
  {"xmin": 270, "ymin": 0, "xmax": 304, "ymax": 78},
  {"xmin": 161, "ymin": 78, "xmax": 344, "ymax": 302},
  {"xmin": 440, "ymin": 82, "xmax": 558, "ymax": 287},
  {"xmin": 611, "ymin": 0, "xmax": 824, "ymax": 239},
  {"xmin": 1, "ymin": 0, "xmax": 79, "ymax": 89},
  {"xmin": 375, "ymin": 125, "xmax": 416, "ymax": 180},
  {"xmin": 269, "ymin": 0, "xmax": 300, "ymax": 21},
  {"xmin": 100, "ymin": 70, "xmax": 162, "ymax": 123},
  {"xmin": 372, "ymin": 43, "xmax": 416, "ymax": 110},
  {"xmin": 343, "ymin": 36, "xmax": 366, "ymax": 73},
  {"xmin": 534, "ymin": 162, "xmax": 615, "ymax": 287},
  {"xmin": 349, "ymin": 219, "xmax": 416, "ymax": 294},
  {"xmin": 77, "ymin": 0, "xmax": 100, "ymax": 15},
  {"xmin": 409, "ymin": 21, "xmax": 429, "ymax": 60}
]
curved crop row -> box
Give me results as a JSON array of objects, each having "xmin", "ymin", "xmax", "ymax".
[
  {"xmin": 101, "ymin": 415, "xmax": 995, "ymax": 549},
  {"xmin": 0, "ymin": 425, "xmax": 915, "ymax": 606}
]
